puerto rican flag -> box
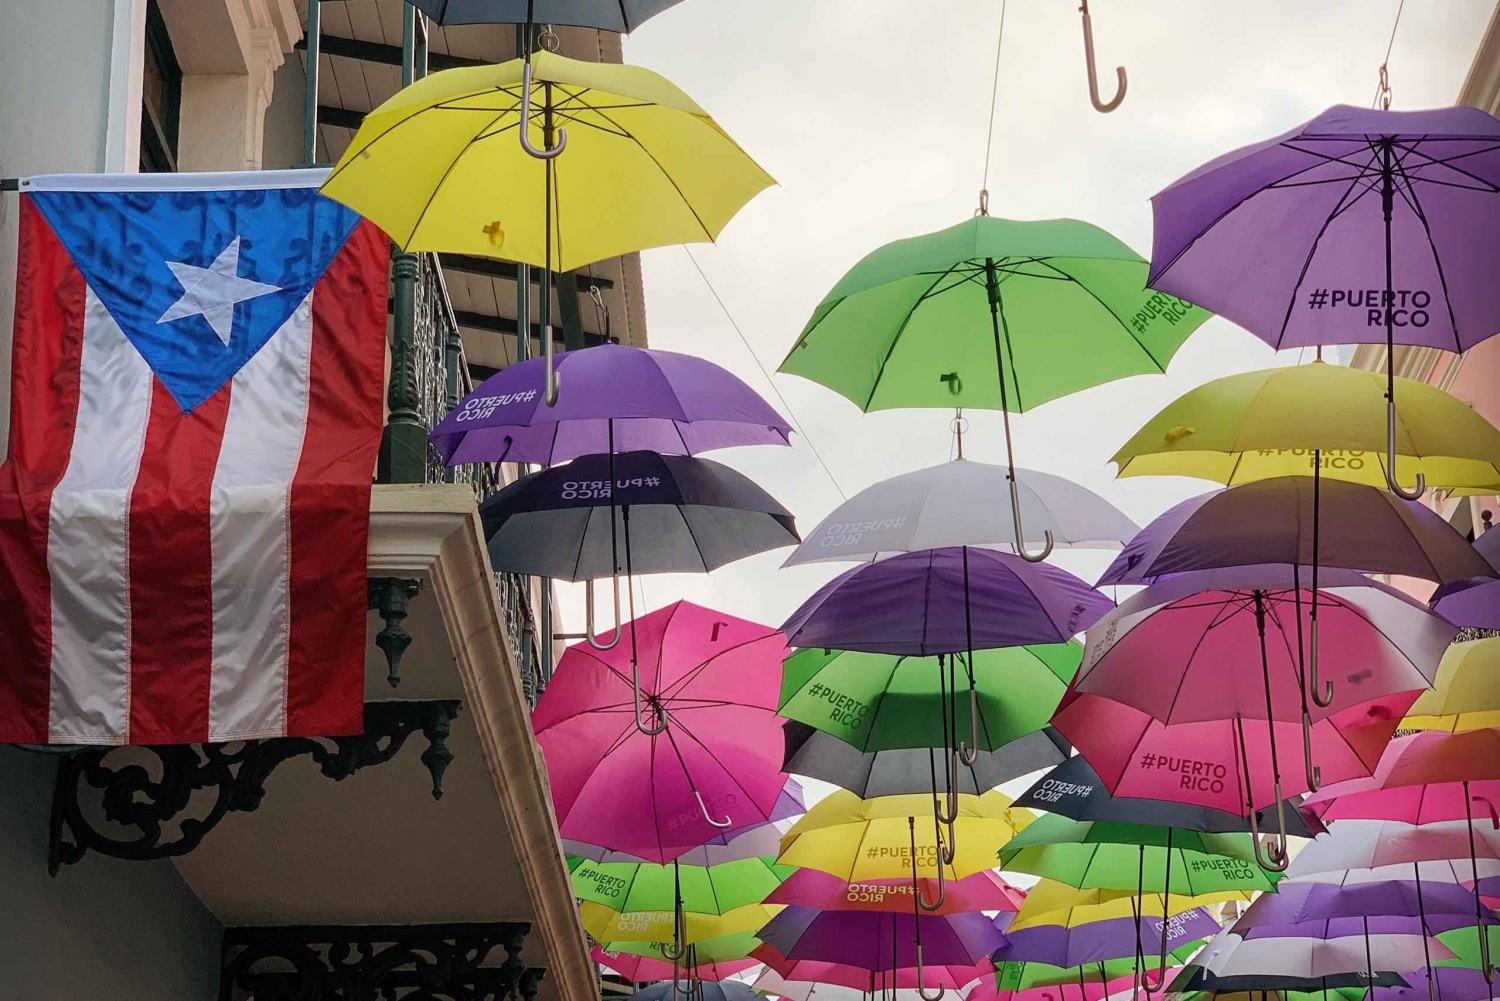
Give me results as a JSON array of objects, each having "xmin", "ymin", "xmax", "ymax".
[{"xmin": 0, "ymin": 170, "xmax": 388, "ymax": 745}]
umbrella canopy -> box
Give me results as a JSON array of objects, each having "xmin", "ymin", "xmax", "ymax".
[
  {"xmin": 1401, "ymin": 638, "xmax": 1500, "ymax": 732},
  {"xmin": 1233, "ymin": 879, "xmax": 1497, "ymax": 924},
  {"xmin": 778, "ymin": 216, "xmax": 1209, "ymax": 414},
  {"xmin": 776, "ymin": 790, "xmax": 1033, "ymax": 881},
  {"xmin": 592, "ymin": 945, "xmax": 756, "ymax": 983},
  {"xmin": 1285, "ymin": 820, "xmax": 1500, "ymax": 875},
  {"xmin": 1434, "ymin": 925, "xmax": 1500, "ymax": 971},
  {"xmin": 972, "ymin": 971, "xmax": 1168, "ymax": 1001},
  {"xmin": 598, "ymin": 931, "xmax": 762, "ymax": 964},
  {"xmin": 1149, "ymin": 105, "xmax": 1500, "ymax": 355},
  {"xmin": 756, "ymin": 906, "xmax": 1008, "ymax": 970},
  {"xmin": 1430, "ymin": 530, "xmax": 1500, "ymax": 631},
  {"xmin": 777, "ymin": 644, "xmax": 1080, "ymax": 752},
  {"xmin": 580, "ymin": 899, "xmax": 775, "ymax": 945},
  {"xmin": 480, "ymin": 451, "xmax": 798, "ymax": 581},
  {"xmin": 404, "ymin": 0, "xmax": 685, "ymax": 29},
  {"xmin": 752, "ymin": 944, "xmax": 991, "ymax": 992},
  {"xmin": 1169, "ymin": 965, "xmax": 1410, "ymax": 994},
  {"xmin": 631, "ymin": 983, "xmax": 754, "ymax": 1001},
  {"xmin": 994, "ymin": 905, "xmax": 1218, "ymax": 968},
  {"xmin": 754, "ymin": 969, "xmax": 943, "ymax": 1001},
  {"xmin": 1370, "ymin": 967, "xmax": 1500, "ymax": 1001},
  {"xmin": 321, "ymin": 52, "xmax": 772, "ymax": 272},
  {"xmin": 532, "ymin": 601, "xmax": 789, "ymax": 862},
  {"xmin": 567, "ymin": 855, "xmax": 793, "ymax": 915},
  {"xmin": 1012, "ymin": 755, "xmax": 1325, "ymax": 837},
  {"xmin": 765, "ymin": 866, "xmax": 1026, "ymax": 917},
  {"xmin": 1181, "ymin": 926, "xmax": 1446, "ymax": 987},
  {"xmin": 1110, "ymin": 362, "xmax": 1500, "ymax": 490},
  {"xmin": 1173, "ymin": 991, "xmax": 1365, "ymax": 1001},
  {"xmin": 994, "ymin": 957, "xmax": 1182, "ymax": 993},
  {"xmin": 1288, "ymin": 861, "xmax": 1500, "ymax": 889},
  {"xmin": 996, "ymin": 813, "xmax": 1281, "ymax": 893},
  {"xmin": 430, "ymin": 345, "xmax": 792, "ymax": 465},
  {"xmin": 1097, "ymin": 477, "xmax": 1491, "ymax": 587},
  {"xmin": 784, "ymin": 460, "xmax": 1138, "ymax": 566},
  {"xmin": 781, "ymin": 547, "xmax": 1113, "ymax": 656},
  {"xmin": 782, "ymin": 721, "xmax": 1069, "ymax": 799},
  {"xmin": 1011, "ymin": 881, "xmax": 1254, "ymax": 931},
  {"xmin": 563, "ymin": 780, "xmax": 804, "ymax": 864},
  {"xmin": 1301, "ymin": 729, "xmax": 1500, "ymax": 813}
]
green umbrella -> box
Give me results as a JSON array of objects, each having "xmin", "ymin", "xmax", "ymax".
[
  {"xmin": 778, "ymin": 215, "xmax": 1210, "ymax": 560},
  {"xmin": 568, "ymin": 855, "xmax": 794, "ymax": 915},
  {"xmin": 996, "ymin": 951, "xmax": 1201, "ymax": 992},
  {"xmin": 778, "ymin": 643, "xmax": 1080, "ymax": 752},
  {"xmin": 597, "ymin": 930, "xmax": 762, "ymax": 963},
  {"xmin": 1433, "ymin": 923, "xmax": 1500, "ymax": 970},
  {"xmin": 997, "ymin": 814, "xmax": 1282, "ymax": 895}
]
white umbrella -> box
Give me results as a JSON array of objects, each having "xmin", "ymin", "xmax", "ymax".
[
  {"xmin": 1193, "ymin": 926, "xmax": 1453, "ymax": 980},
  {"xmin": 752, "ymin": 968, "xmax": 984, "ymax": 1001},
  {"xmin": 1288, "ymin": 820, "xmax": 1500, "ymax": 875},
  {"xmin": 783, "ymin": 459, "xmax": 1138, "ymax": 567}
]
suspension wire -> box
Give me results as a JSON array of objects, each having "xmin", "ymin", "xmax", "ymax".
[
  {"xmin": 978, "ymin": 0, "xmax": 1009, "ymax": 215},
  {"xmin": 1370, "ymin": 0, "xmax": 1406, "ymax": 109},
  {"xmin": 682, "ymin": 246, "xmax": 848, "ymax": 500}
]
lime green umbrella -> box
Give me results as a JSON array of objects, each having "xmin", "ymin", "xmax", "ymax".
[
  {"xmin": 1433, "ymin": 923, "xmax": 1500, "ymax": 970},
  {"xmin": 997, "ymin": 814, "xmax": 1282, "ymax": 894},
  {"xmin": 995, "ymin": 952, "xmax": 1199, "ymax": 992},
  {"xmin": 778, "ymin": 643, "xmax": 1079, "ymax": 752},
  {"xmin": 568, "ymin": 855, "xmax": 793, "ymax": 915},
  {"xmin": 778, "ymin": 215, "xmax": 1209, "ymax": 560},
  {"xmin": 597, "ymin": 930, "xmax": 761, "ymax": 963}
]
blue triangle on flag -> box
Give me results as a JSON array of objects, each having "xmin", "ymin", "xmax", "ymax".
[{"xmin": 30, "ymin": 185, "xmax": 362, "ymax": 414}]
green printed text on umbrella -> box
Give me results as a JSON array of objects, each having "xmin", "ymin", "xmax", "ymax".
[
  {"xmin": 997, "ymin": 814, "xmax": 1282, "ymax": 893},
  {"xmin": 778, "ymin": 216, "xmax": 1210, "ymax": 413},
  {"xmin": 778, "ymin": 644, "xmax": 1079, "ymax": 752},
  {"xmin": 568, "ymin": 856, "xmax": 794, "ymax": 915}
]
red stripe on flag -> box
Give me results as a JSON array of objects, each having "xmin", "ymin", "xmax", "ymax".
[
  {"xmin": 0, "ymin": 199, "xmax": 87, "ymax": 742},
  {"xmin": 127, "ymin": 379, "xmax": 230, "ymax": 744},
  {"xmin": 285, "ymin": 221, "xmax": 389, "ymax": 735}
]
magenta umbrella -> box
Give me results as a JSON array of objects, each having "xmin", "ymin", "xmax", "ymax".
[
  {"xmin": 532, "ymin": 600, "xmax": 790, "ymax": 863},
  {"xmin": 1054, "ymin": 566, "xmax": 1451, "ymax": 869}
]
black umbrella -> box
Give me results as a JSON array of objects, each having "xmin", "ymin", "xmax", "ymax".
[
  {"xmin": 1012, "ymin": 755, "xmax": 1326, "ymax": 838},
  {"xmin": 1168, "ymin": 967, "xmax": 1410, "ymax": 994},
  {"xmin": 404, "ymin": 0, "xmax": 685, "ymax": 29},
  {"xmin": 780, "ymin": 720, "xmax": 1069, "ymax": 798},
  {"xmin": 480, "ymin": 451, "xmax": 798, "ymax": 581}
]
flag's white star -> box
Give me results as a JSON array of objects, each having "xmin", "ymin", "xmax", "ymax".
[{"xmin": 157, "ymin": 236, "xmax": 281, "ymax": 346}]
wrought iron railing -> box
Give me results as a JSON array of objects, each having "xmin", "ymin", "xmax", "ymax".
[{"xmin": 385, "ymin": 249, "xmax": 548, "ymax": 704}]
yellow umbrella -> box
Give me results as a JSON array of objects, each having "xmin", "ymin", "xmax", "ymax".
[
  {"xmin": 776, "ymin": 790, "xmax": 1032, "ymax": 899},
  {"xmin": 578, "ymin": 900, "xmax": 779, "ymax": 946},
  {"xmin": 321, "ymin": 50, "xmax": 773, "ymax": 401},
  {"xmin": 1010, "ymin": 878, "xmax": 1254, "ymax": 932},
  {"xmin": 1401, "ymin": 637, "xmax": 1500, "ymax": 733},
  {"xmin": 1112, "ymin": 361, "xmax": 1500, "ymax": 491}
]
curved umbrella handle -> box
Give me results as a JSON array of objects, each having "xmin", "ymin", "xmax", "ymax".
[
  {"xmin": 1474, "ymin": 794, "xmax": 1500, "ymax": 831},
  {"xmin": 1303, "ymin": 711, "xmax": 1322, "ymax": 793},
  {"xmin": 956, "ymin": 684, "xmax": 981, "ymax": 767},
  {"xmin": 1078, "ymin": 0, "xmax": 1127, "ymax": 113},
  {"xmin": 543, "ymin": 317, "xmax": 561, "ymax": 407},
  {"xmin": 912, "ymin": 816, "xmax": 947, "ymax": 912},
  {"xmin": 585, "ymin": 575, "xmax": 623, "ymax": 651},
  {"xmin": 1010, "ymin": 476, "xmax": 1055, "ymax": 563},
  {"xmin": 1387, "ymin": 399, "xmax": 1426, "ymax": 501},
  {"xmin": 695, "ymin": 789, "xmax": 732, "ymax": 830},
  {"xmin": 519, "ymin": 61, "xmax": 567, "ymax": 160},
  {"xmin": 1308, "ymin": 616, "xmax": 1334, "ymax": 708},
  {"xmin": 633, "ymin": 655, "xmax": 668, "ymax": 737},
  {"xmin": 1247, "ymin": 784, "xmax": 1290, "ymax": 872},
  {"xmin": 915, "ymin": 943, "xmax": 947, "ymax": 1001}
]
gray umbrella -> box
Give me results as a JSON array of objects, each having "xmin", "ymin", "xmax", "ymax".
[
  {"xmin": 479, "ymin": 451, "xmax": 798, "ymax": 582},
  {"xmin": 405, "ymin": 0, "xmax": 685, "ymax": 30},
  {"xmin": 781, "ymin": 720, "xmax": 1069, "ymax": 798}
]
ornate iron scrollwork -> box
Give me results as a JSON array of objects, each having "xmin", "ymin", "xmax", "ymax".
[
  {"xmin": 48, "ymin": 699, "xmax": 460, "ymax": 874},
  {"xmin": 369, "ymin": 577, "xmax": 423, "ymax": 687},
  {"xmin": 218, "ymin": 922, "xmax": 536, "ymax": 1001}
]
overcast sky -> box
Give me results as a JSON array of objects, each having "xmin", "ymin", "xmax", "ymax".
[{"xmin": 552, "ymin": 0, "xmax": 1493, "ymax": 634}]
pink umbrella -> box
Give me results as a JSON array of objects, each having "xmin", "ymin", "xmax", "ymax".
[
  {"xmin": 1054, "ymin": 567, "xmax": 1449, "ymax": 870},
  {"xmin": 592, "ymin": 946, "xmax": 757, "ymax": 983},
  {"xmin": 751, "ymin": 944, "xmax": 991, "ymax": 993},
  {"xmin": 963, "ymin": 970, "xmax": 1174, "ymax": 1001},
  {"xmin": 766, "ymin": 868, "xmax": 1026, "ymax": 917},
  {"xmin": 532, "ymin": 600, "xmax": 789, "ymax": 863}
]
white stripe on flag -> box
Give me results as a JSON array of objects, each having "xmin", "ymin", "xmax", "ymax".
[
  {"xmin": 207, "ymin": 289, "xmax": 315, "ymax": 740},
  {"xmin": 47, "ymin": 288, "xmax": 153, "ymax": 743}
]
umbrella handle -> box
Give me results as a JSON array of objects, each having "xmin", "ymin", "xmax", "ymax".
[
  {"xmin": 1078, "ymin": 0, "xmax": 1127, "ymax": 113},
  {"xmin": 1475, "ymin": 794, "xmax": 1500, "ymax": 831},
  {"xmin": 956, "ymin": 685, "xmax": 980, "ymax": 767},
  {"xmin": 1309, "ymin": 616, "xmax": 1334, "ymax": 708},
  {"xmin": 632, "ymin": 654, "xmax": 668, "ymax": 737},
  {"xmin": 1010, "ymin": 476, "xmax": 1055, "ymax": 563},
  {"xmin": 1247, "ymin": 784, "xmax": 1290, "ymax": 873},
  {"xmin": 912, "ymin": 816, "xmax": 947, "ymax": 912},
  {"xmin": 915, "ymin": 944, "xmax": 947, "ymax": 1001},
  {"xmin": 1303, "ymin": 711, "xmax": 1322, "ymax": 793},
  {"xmin": 695, "ymin": 789, "xmax": 732, "ymax": 830},
  {"xmin": 519, "ymin": 61, "xmax": 567, "ymax": 160},
  {"xmin": 585, "ymin": 575, "xmax": 623, "ymax": 651},
  {"xmin": 1386, "ymin": 399, "xmax": 1426, "ymax": 501}
]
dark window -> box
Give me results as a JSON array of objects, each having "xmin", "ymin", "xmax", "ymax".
[{"xmin": 139, "ymin": 0, "xmax": 181, "ymax": 173}]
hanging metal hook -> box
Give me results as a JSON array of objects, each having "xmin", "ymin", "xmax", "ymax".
[
  {"xmin": 1141, "ymin": 828, "xmax": 1173, "ymax": 994},
  {"xmin": 695, "ymin": 789, "xmax": 732, "ymax": 830},
  {"xmin": 632, "ymin": 658, "xmax": 668, "ymax": 737},
  {"xmin": 1386, "ymin": 400, "xmax": 1426, "ymax": 500},
  {"xmin": 1237, "ymin": 715, "xmax": 1290, "ymax": 872},
  {"xmin": 915, "ymin": 943, "xmax": 947, "ymax": 1001},
  {"xmin": 1309, "ymin": 622, "xmax": 1334, "ymax": 708},
  {"xmin": 1303, "ymin": 711, "xmax": 1322, "ymax": 793},
  {"xmin": 1010, "ymin": 476, "xmax": 1055, "ymax": 563},
  {"xmin": 1078, "ymin": 1, "xmax": 1127, "ymax": 113},
  {"xmin": 585, "ymin": 575, "xmax": 623, "ymax": 650},
  {"xmin": 912, "ymin": 817, "xmax": 947, "ymax": 912},
  {"xmin": 518, "ymin": 61, "xmax": 567, "ymax": 159}
]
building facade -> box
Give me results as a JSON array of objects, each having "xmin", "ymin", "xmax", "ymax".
[{"xmin": 0, "ymin": 2, "xmax": 636, "ymax": 998}]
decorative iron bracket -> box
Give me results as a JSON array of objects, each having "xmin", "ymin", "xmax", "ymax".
[
  {"xmin": 218, "ymin": 922, "xmax": 535, "ymax": 1001},
  {"xmin": 48, "ymin": 699, "xmax": 460, "ymax": 874},
  {"xmin": 369, "ymin": 576, "xmax": 423, "ymax": 687}
]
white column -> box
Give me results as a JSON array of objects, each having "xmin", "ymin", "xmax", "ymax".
[{"xmin": 103, "ymin": 0, "xmax": 147, "ymax": 172}]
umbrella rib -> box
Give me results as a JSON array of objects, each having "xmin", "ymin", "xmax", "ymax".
[
  {"xmin": 402, "ymin": 95, "xmax": 519, "ymax": 249},
  {"xmin": 1390, "ymin": 138, "xmax": 1500, "ymax": 192},
  {"xmin": 321, "ymin": 100, "xmax": 453, "ymax": 187},
  {"xmin": 579, "ymin": 100, "xmax": 719, "ymax": 244},
  {"xmin": 676, "ymin": 505, "xmax": 715, "ymax": 575},
  {"xmin": 1159, "ymin": 603, "xmax": 1234, "ymax": 725},
  {"xmin": 660, "ymin": 716, "xmax": 769, "ymax": 835},
  {"xmin": 862, "ymin": 264, "xmax": 966, "ymax": 411},
  {"xmin": 1390, "ymin": 144, "xmax": 1464, "ymax": 351},
  {"xmin": 658, "ymin": 632, "xmax": 785, "ymax": 701},
  {"xmin": 1034, "ymin": 258, "xmax": 1172, "ymax": 373},
  {"xmin": 1268, "ymin": 164, "xmax": 1376, "ymax": 349}
]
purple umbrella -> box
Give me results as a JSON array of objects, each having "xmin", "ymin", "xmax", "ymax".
[
  {"xmin": 995, "ymin": 907, "xmax": 1221, "ymax": 968},
  {"xmin": 781, "ymin": 547, "xmax": 1112, "ymax": 656},
  {"xmin": 755, "ymin": 906, "xmax": 1006, "ymax": 971},
  {"xmin": 1150, "ymin": 104, "xmax": 1500, "ymax": 498},
  {"xmin": 1431, "ymin": 528, "xmax": 1500, "ymax": 631},
  {"xmin": 430, "ymin": 344, "xmax": 791, "ymax": 465},
  {"xmin": 1373, "ymin": 967, "xmax": 1499, "ymax": 1001},
  {"xmin": 1237, "ymin": 880, "xmax": 1496, "ymax": 924},
  {"xmin": 1240, "ymin": 914, "xmax": 1483, "ymax": 940}
]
